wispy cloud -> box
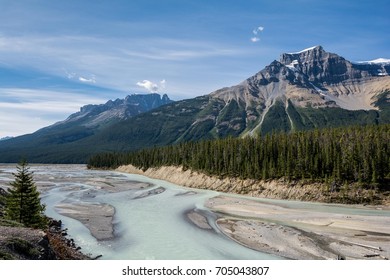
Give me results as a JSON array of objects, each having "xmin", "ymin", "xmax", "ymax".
[
  {"xmin": 160, "ymin": 79, "xmax": 166, "ymax": 90},
  {"xmin": 0, "ymin": 0, "xmax": 387, "ymax": 139},
  {"xmin": 0, "ymin": 88, "xmax": 105, "ymax": 105},
  {"xmin": 63, "ymin": 69, "xmax": 96, "ymax": 83},
  {"xmin": 64, "ymin": 69, "xmax": 77, "ymax": 79},
  {"xmin": 0, "ymin": 87, "xmax": 107, "ymax": 137},
  {"xmin": 0, "ymin": 113, "xmax": 51, "ymax": 138},
  {"xmin": 121, "ymin": 38, "xmax": 242, "ymax": 61},
  {"xmin": 251, "ymin": 26, "xmax": 264, "ymax": 43},
  {"xmin": 0, "ymin": 34, "xmax": 244, "ymax": 94},
  {"xmin": 253, "ymin": 26, "xmax": 265, "ymax": 35}
]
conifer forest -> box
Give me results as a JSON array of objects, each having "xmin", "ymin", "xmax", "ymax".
[{"xmin": 88, "ymin": 124, "xmax": 390, "ymax": 190}]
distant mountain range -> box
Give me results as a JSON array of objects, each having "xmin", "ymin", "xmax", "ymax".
[
  {"xmin": 0, "ymin": 46, "xmax": 389, "ymax": 163},
  {"xmin": 52, "ymin": 93, "xmax": 172, "ymax": 128},
  {"xmin": 0, "ymin": 93, "xmax": 173, "ymax": 162}
]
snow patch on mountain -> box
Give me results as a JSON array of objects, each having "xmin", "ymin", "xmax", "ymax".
[
  {"xmin": 287, "ymin": 46, "xmax": 319, "ymax": 54},
  {"xmin": 285, "ymin": 60, "xmax": 299, "ymax": 71},
  {"xmin": 356, "ymin": 58, "xmax": 390, "ymax": 65}
]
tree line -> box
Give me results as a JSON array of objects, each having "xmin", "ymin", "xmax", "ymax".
[{"xmin": 88, "ymin": 124, "xmax": 390, "ymax": 188}]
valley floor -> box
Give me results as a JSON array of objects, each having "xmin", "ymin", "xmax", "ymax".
[
  {"xmin": 5, "ymin": 164, "xmax": 387, "ymax": 260},
  {"xmin": 116, "ymin": 164, "xmax": 390, "ymax": 260}
]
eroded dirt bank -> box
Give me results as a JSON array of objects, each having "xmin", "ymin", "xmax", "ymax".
[{"xmin": 116, "ymin": 165, "xmax": 390, "ymax": 206}]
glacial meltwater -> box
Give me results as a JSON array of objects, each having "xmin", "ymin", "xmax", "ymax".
[
  {"xmin": 0, "ymin": 164, "xmax": 278, "ymax": 259},
  {"xmin": 1, "ymin": 164, "xmax": 389, "ymax": 260}
]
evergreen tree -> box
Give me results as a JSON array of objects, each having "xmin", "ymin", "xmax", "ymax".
[{"xmin": 5, "ymin": 161, "xmax": 47, "ymax": 229}]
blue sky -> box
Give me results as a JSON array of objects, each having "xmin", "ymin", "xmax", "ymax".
[{"xmin": 0, "ymin": 0, "xmax": 389, "ymax": 137}]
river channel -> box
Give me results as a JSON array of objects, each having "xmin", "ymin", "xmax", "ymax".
[{"xmin": 0, "ymin": 164, "xmax": 389, "ymax": 260}]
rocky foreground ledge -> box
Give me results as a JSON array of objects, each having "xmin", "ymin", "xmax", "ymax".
[{"xmin": 0, "ymin": 218, "xmax": 92, "ymax": 260}]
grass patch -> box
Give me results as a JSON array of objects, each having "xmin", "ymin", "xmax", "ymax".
[
  {"xmin": 4, "ymin": 238, "xmax": 41, "ymax": 259},
  {"xmin": 0, "ymin": 218, "xmax": 24, "ymax": 227},
  {"xmin": 0, "ymin": 249, "xmax": 15, "ymax": 260}
]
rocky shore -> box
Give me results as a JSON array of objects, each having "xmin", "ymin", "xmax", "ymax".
[
  {"xmin": 0, "ymin": 218, "xmax": 91, "ymax": 260},
  {"xmin": 1, "ymin": 185, "xmax": 93, "ymax": 260}
]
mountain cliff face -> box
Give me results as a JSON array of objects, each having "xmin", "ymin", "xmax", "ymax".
[
  {"xmin": 0, "ymin": 46, "xmax": 389, "ymax": 163},
  {"xmin": 208, "ymin": 46, "xmax": 390, "ymax": 135},
  {"xmin": 280, "ymin": 46, "xmax": 362, "ymax": 84}
]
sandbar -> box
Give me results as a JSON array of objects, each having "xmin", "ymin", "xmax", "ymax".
[
  {"xmin": 207, "ymin": 195, "xmax": 390, "ymax": 259},
  {"xmin": 55, "ymin": 202, "xmax": 115, "ymax": 241}
]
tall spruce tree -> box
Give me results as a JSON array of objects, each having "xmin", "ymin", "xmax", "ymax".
[{"xmin": 5, "ymin": 161, "xmax": 47, "ymax": 229}]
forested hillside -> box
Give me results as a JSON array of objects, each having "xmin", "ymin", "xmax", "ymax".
[{"xmin": 88, "ymin": 124, "xmax": 390, "ymax": 190}]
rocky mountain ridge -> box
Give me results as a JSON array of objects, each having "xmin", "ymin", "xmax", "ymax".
[
  {"xmin": 0, "ymin": 46, "xmax": 389, "ymax": 163},
  {"xmin": 210, "ymin": 46, "xmax": 390, "ymax": 134},
  {"xmin": 50, "ymin": 93, "xmax": 173, "ymax": 128}
]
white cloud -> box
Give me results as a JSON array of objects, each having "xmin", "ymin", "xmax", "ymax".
[
  {"xmin": 64, "ymin": 68, "xmax": 96, "ymax": 83},
  {"xmin": 251, "ymin": 26, "xmax": 264, "ymax": 43},
  {"xmin": 79, "ymin": 75, "xmax": 96, "ymax": 83},
  {"xmin": 136, "ymin": 80, "xmax": 159, "ymax": 93},
  {"xmin": 253, "ymin": 26, "xmax": 264, "ymax": 35},
  {"xmin": 136, "ymin": 79, "xmax": 166, "ymax": 93}
]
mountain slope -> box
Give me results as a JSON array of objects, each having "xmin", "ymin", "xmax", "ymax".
[
  {"xmin": 210, "ymin": 46, "xmax": 390, "ymax": 135},
  {"xmin": 0, "ymin": 93, "xmax": 173, "ymax": 163},
  {"xmin": 0, "ymin": 46, "xmax": 389, "ymax": 163},
  {"xmin": 47, "ymin": 93, "xmax": 172, "ymax": 129}
]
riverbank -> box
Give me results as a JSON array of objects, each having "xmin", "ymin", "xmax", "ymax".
[
  {"xmin": 116, "ymin": 164, "xmax": 390, "ymax": 260},
  {"xmin": 0, "ymin": 218, "xmax": 91, "ymax": 260},
  {"xmin": 0, "ymin": 181, "xmax": 91, "ymax": 260},
  {"xmin": 116, "ymin": 165, "xmax": 390, "ymax": 206}
]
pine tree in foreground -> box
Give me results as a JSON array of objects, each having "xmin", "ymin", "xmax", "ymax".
[{"xmin": 5, "ymin": 160, "xmax": 47, "ymax": 229}]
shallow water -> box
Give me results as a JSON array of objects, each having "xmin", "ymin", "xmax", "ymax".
[
  {"xmin": 1, "ymin": 164, "xmax": 389, "ymax": 259},
  {"xmin": 0, "ymin": 164, "xmax": 278, "ymax": 259}
]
